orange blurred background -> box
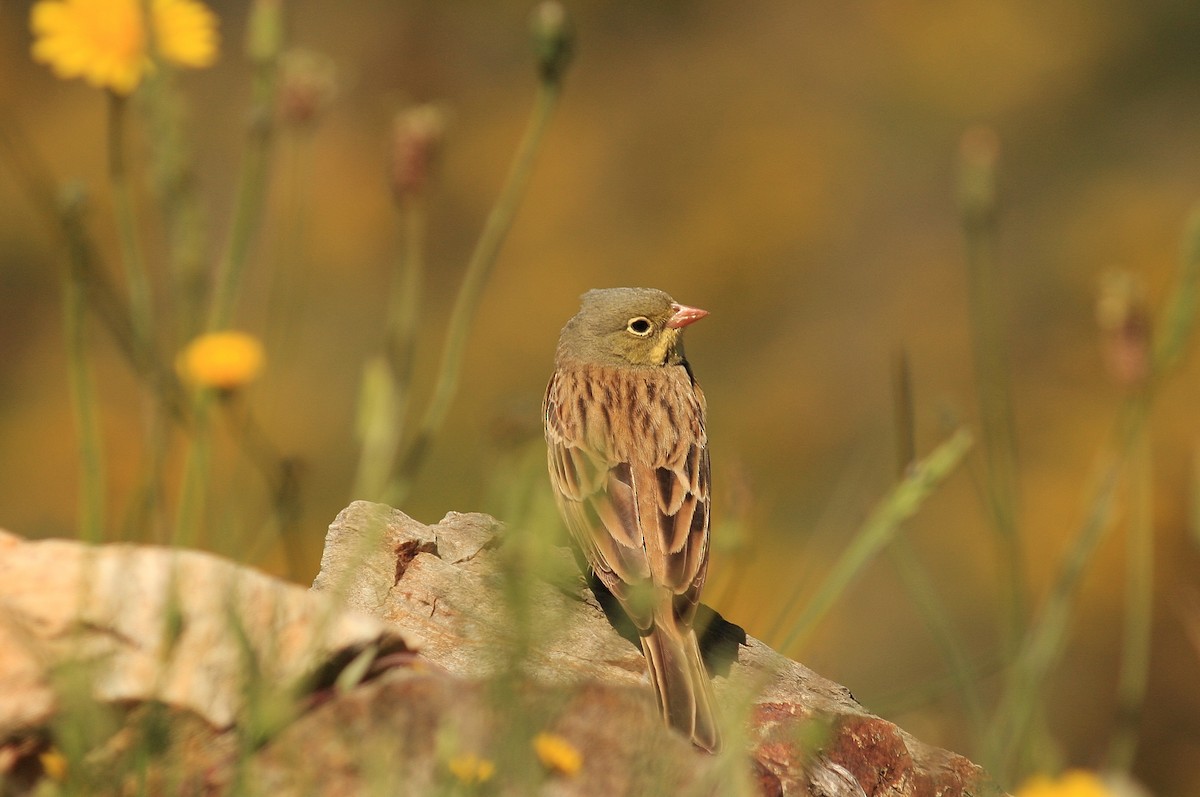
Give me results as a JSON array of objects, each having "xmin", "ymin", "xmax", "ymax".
[{"xmin": 3, "ymin": 1, "xmax": 1200, "ymax": 792}]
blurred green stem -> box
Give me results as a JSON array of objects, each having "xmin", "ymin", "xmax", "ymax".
[
  {"xmin": 1107, "ymin": 414, "xmax": 1153, "ymax": 773},
  {"xmin": 958, "ymin": 131, "xmax": 1026, "ymax": 655},
  {"xmin": 777, "ymin": 427, "xmax": 974, "ymax": 656},
  {"xmin": 986, "ymin": 396, "xmax": 1146, "ymax": 778},
  {"xmin": 386, "ymin": 80, "xmax": 563, "ymax": 504},
  {"xmin": 207, "ymin": 60, "xmax": 278, "ymax": 331},
  {"xmin": 141, "ymin": 68, "xmax": 208, "ymax": 341},
  {"xmin": 888, "ymin": 350, "xmax": 986, "ymax": 736},
  {"xmin": 266, "ymin": 128, "xmax": 316, "ymax": 353},
  {"xmin": 109, "ymin": 92, "xmax": 173, "ymax": 540},
  {"xmin": 220, "ymin": 398, "xmax": 304, "ymax": 578},
  {"xmin": 107, "ymin": 93, "xmax": 155, "ymax": 358},
  {"xmin": 352, "ymin": 200, "xmax": 427, "ymax": 501},
  {"xmin": 387, "ymin": 199, "xmax": 426, "ymax": 416},
  {"xmin": 62, "ymin": 193, "xmax": 106, "ymax": 544},
  {"xmin": 175, "ymin": 391, "xmax": 214, "ymax": 549}
]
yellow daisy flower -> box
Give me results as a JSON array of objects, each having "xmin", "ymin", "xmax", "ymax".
[
  {"xmin": 38, "ymin": 748, "xmax": 68, "ymax": 781},
  {"xmin": 30, "ymin": 0, "xmax": 218, "ymax": 95},
  {"xmin": 532, "ymin": 732, "xmax": 582, "ymax": 777},
  {"xmin": 1015, "ymin": 770, "xmax": 1114, "ymax": 797},
  {"xmin": 177, "ymin": 331, "xmax": 265, "ymax": 391},
  {"xmin": 446, "ymin": 753, "xmax": 495, "ymax": 785}
]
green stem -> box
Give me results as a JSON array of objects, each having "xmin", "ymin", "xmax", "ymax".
[
  {"xmin": 175, "ymin": 391, "xmax": 214, "ymax": 549},
  {"xmin": 221, "ymin": 398, "xmax": 304, "ymax": 577},
  {"xmin": 386, "ymin": 81, "xmax": 562, "ymax": 503},
  {"xmin": 387, "ymin": 199, "xmax": 426, "ymax": 403},
  {"xmin": 887, "ymin": 539, "xmax": 988, "ymax": 736},
  {"xmin": 266, "ymin": 128, "xmax": 315, "ymax": 353},
  {"xmin": 777, "ymin": 428, "xmax": 974, "ymax": 656},
  {"xmin": 958, "ymin": 132, "xmax": 1026, "ymax": 654},
  {"xmin": 1107, "ymin": 416, "xmax": 1153, "ymax": 773},
  {"xmin": 986, "ymin": 397, "xmax": 1147, "ymax": 778},
  {"xmin": 351, "ymin": 200, "xmax": 427, "ymax": 501},
  {"xmin": 107, "ymin": 92, "xmax": 155, "ymax": 358},
  {"xmin": 964, "ymin": 216, "xmax": 1026, "ymax": 655},
  {"xmin": 887, "ymin": 348, "xmax": 986, "ymax": 738},
  {"xmin": 62, "ymin": 200, "xmax": 106, "ymax": 544},
  {"xmin": 109, "ymin": 92, "xmax": 173, "ymax": 541},
  {"xmin": 141, "ymin": 67, "xmax": 207, "ymax": 342},
  {"xmin": 207, "ymin": 62, "xmax": 278, "ymax": 331}
]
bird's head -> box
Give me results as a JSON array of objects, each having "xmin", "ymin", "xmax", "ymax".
[{"xmin": 555, "ymin": 287, "xmax": 708, "ymax": 368}]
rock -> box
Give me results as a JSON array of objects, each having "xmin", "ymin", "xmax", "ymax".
[
  {"xmin": 0, "ymin": 506, "xmax": 1006, "ymax": 796},
  {"xmin": 0, "ymin": 528, "xmax": 416, "ymax": 737},
  {"xmin": 309, "ymin": 502, "xmax": 1008, "ymax": 797}
]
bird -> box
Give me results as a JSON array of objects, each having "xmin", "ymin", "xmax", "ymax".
[{"xmin": 543, "ymin": 287, "xmax": 720, "ymax": 752}]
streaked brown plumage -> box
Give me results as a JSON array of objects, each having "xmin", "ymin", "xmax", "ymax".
[{"xmin": 543, "ymin": 287, "xmax": 719, "ymax": 751}]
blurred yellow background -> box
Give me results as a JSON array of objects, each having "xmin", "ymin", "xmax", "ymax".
[{"xmin": 3, "ymin": 0, "xmax": 1200, "ymax": 792}]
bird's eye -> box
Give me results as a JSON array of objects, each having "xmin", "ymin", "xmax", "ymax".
[{"xmin": 626, "ymin": 317, "xmax": 653, "ymax": 337}]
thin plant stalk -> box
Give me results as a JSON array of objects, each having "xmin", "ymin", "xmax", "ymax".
[
  {"xmin": 175, "ymin": 391, "xmax": 215, "ymax": 549},
  {"xmin": 221, "ymin": 397, "xmax": 304, "ymax": 578},
  {"xmin": 387, "ymin": 199, "xmax": 427, "ymax": 420},
  {"xmin": 386, "ymin": 80, "xmax": 563, "ymax": 503},
  {"xmin": 886, "ymin": 541, "xmax": 987, "ymax": 732},
  {"xmin": 109, "ymin": 92, "xmax": 172, "ymax": 541},
  {"xmin": 1107, "ymin": 416, "xmax": 1153, "ymax": 773},
  {"xmin": 266, "ymin": 127, "xmax": 317, "ymax": 354},
  {"xmin": 351, "ymin": 199, "xmax": 427, "ymax": 501},
  {"xmin": 887, "ymin": 349, "xmax": 986, "ymax": 736},
  {"xmin": 141, "ymin": 68, "xmax": 208, "ymax": 342},
  {"xmin": 107, "ymin": 92, "xmax": 155, "ymax": 357},
  {"xmin": 62, "ymin": 193, "xmax": 106, "ymax": 544},
  {"xmin": 762, "ymin": 453, "xmax": 873, "ymax": 644},
  {"xmin": 985, "ymin": 397, "xmax": 1145, "ymax": 778},
  {"xmin": 958, "ymin": 129, "xmax": 1026, "ymax": 653},
  {"xmin": 207, "ymin": 54, "xmax": 278, "ymax": 331},
  {"xmin": 777, "ymin": 427, "xmax": 974, "ymax": 657}
]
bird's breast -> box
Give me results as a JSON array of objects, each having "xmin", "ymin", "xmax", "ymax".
[{"xmin": 546, "ymin": 363, "xmax": 706, "ymax": 467}]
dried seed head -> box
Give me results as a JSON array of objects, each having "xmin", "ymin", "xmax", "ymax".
[
  {"xmin": 1097, "ymin": 270, "xmax": 1152, "ymax": 388},
  {"xmin": 278, "ymin": 49, "xmax": 337, "ymax": 127},
  {"xmin": 390, "ymin": 104, "xmax": 447, "ymax": 204},
  {"xmin": 531, "ymin": 1, "xmax": 574, "ymax": 85},
  {"xmin": 958, "ymin": 126, "xmax": 1000, "ymax": 228}
]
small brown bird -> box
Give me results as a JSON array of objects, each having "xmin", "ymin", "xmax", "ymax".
[{"xmin": 543, "ymin": 287, "xmax": 720, "ymax": 751}]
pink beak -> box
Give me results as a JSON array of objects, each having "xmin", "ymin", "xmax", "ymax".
[{"xmin": 666, "ymin": 302, "xmax": 709, "ymax": 329}]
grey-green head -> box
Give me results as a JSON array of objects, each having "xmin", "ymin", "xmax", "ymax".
[{"xmin": 554, "ymin": 287, "xmax": 708, "ymax": 368}]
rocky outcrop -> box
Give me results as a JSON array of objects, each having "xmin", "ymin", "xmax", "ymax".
[{"xmin": 0, "ymin": 505, "xmax": 1006, "ymax": 796}]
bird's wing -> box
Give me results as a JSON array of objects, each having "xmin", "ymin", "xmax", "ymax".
[
  {"xmin": 544, "ymin": 369, "xmax": 710, "ymax": 630},
  {"xmin": 630, "ymin": 438, "xmax": 710, "ymax": 628}
]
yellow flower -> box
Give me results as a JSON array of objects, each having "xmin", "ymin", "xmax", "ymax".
[
  {"xmin": 1015, "ymin": 770, "xmax": 1114, "ymax": 797},
  {"xmin": 533, "ymin": 732, "xmax": 582, "ymax": 777},
  {"xmin": 30, "ymin": 0, "xmax": 218, "ymax": 95},
  {"xmin": 447, "ymin": 753, "xmax": 495, "ymax": 785},
  {"xmin": 177, "ymin": 331, "xmax": 264, "ymax": 391},
  {"xmin": 153, "ymin": 0, "xmax": 219, "ymax": 68},
  {"xmin": 39, "ymin": 748, "xmax": 68, "ymax": 781}
]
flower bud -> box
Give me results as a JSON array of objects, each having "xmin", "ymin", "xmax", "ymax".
[
  {"xmin": 278, "ymin": 49, "xmax": 337, "ymax": 127},
  {"xmin": 531, "ymin": 1, "xmax": 574, "ymax": 85},
  {"xmin": 958, "ymin": 126, "xmax": 1000, "ymax": 229},
  {"xmin": 1097, "ymin": 270, "xmax": 1152, "ymax": 388},
  {"xmin": 389, "ymin": 104, "xmax": 446, "ymax": 204}
]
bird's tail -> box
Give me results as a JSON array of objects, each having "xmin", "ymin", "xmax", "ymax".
[{"xmin": 640, "ymin": 621, "xmax": 721, "ymax": 752}]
